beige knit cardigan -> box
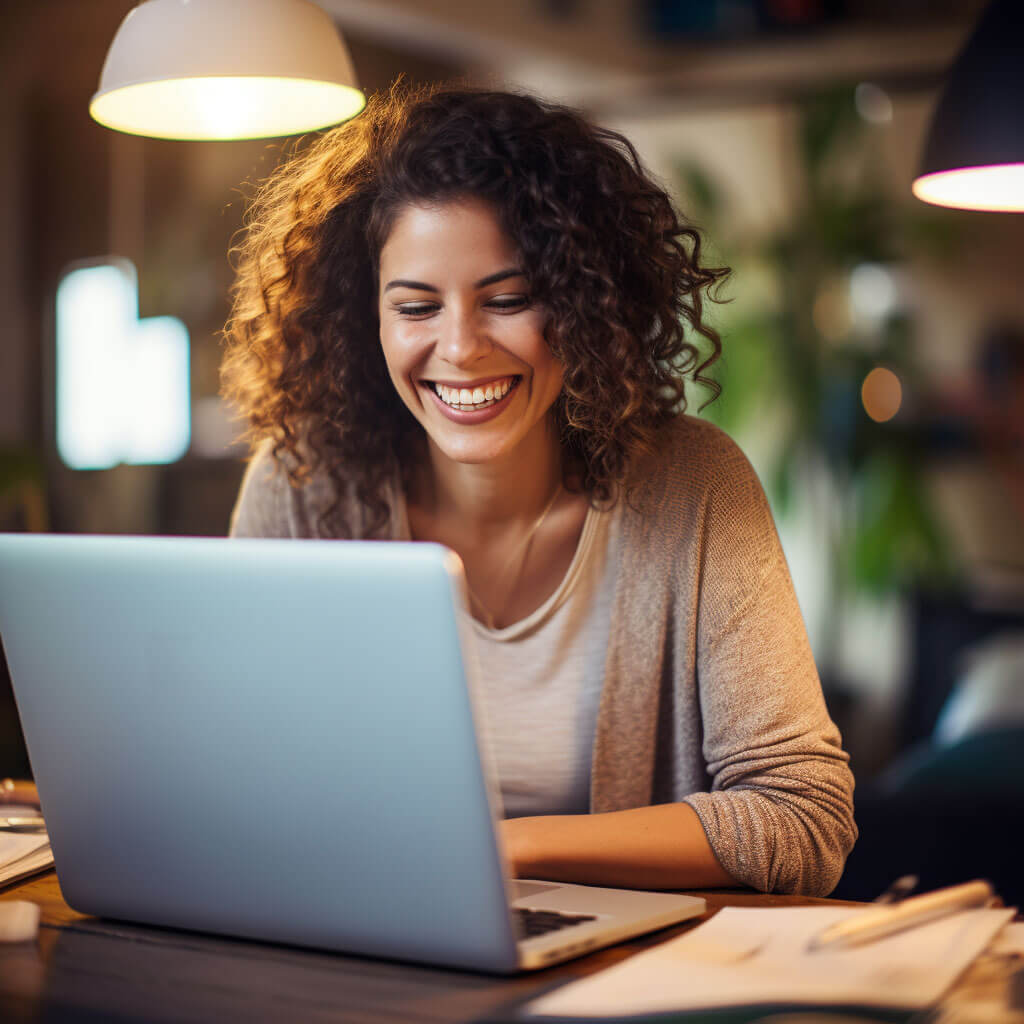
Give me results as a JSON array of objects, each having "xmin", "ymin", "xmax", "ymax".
[{"xmin": 230, "ymin": 415, "xmax": 857, "ymax": 896}]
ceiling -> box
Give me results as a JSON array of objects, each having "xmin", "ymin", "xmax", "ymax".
[{"xmin": 321, "ymin": 0, "xmax": 987, "ymax": 113}]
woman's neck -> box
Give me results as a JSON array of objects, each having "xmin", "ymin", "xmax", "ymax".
[{"xmin": 417, "ymin": 423, "xmax": 564, "ymax": 542}]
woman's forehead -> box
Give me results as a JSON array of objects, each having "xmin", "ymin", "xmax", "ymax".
[{"xmin": 379, "ymin": 199, "xmax": 520, "ymax": 277}]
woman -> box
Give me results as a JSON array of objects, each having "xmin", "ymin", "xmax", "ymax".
[{"xmin": 223, "ymin": 83, "xmax": 856, "ymax": 896}]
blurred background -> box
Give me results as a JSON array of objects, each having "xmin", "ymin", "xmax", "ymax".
[{"xmin": 1, "ymin": 0, "xmax": 1022, "ymax": 898}]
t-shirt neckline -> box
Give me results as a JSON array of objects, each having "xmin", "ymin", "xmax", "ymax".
[{"xmin": 394, "ymin": 486, "xmax": 601, "ymax": 641}]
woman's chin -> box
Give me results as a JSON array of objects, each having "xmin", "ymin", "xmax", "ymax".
[{"xmin": 427, "ymin": 436, "xmax": 511, "ymax": 467}]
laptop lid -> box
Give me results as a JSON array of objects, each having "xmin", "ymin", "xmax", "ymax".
[{"xmin": 0, "ymin": 534, "xmax": 521, "ymax": 972}]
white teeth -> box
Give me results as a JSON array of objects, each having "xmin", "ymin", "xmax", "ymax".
[{"xmin": 432, "ymin": 377, "xmax": 516, "ymax": 410}]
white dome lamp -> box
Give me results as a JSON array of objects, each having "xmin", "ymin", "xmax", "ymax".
[{"xmin": 90, "ymin": 0, "xmax": 365, "ymax": 141}]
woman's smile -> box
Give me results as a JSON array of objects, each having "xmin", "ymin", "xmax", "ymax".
[{"xmin": 421, "ymin": 374, "xmax": 521, "ymax": 416}]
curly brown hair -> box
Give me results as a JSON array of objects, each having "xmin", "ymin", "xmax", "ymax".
[{"xmin": 222, "ymin": 81, "xmax": 728, "ymax": 537}]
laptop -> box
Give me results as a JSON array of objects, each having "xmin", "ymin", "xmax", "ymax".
[{"xmin": 0, "ymin": 533, "xmax": 705, "ymax": 972}]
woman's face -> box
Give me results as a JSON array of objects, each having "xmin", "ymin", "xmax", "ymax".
[{"xmin": 377, "ymin": 198, "xmax": 564, "ymax": 468}]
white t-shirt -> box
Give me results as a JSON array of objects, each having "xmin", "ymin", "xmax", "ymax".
[{"xmin": 397, "ymin": 498, "xmax": 622, "ymax": 818}]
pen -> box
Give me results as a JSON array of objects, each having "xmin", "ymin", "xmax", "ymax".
[
  {"xmin": 0, "ymin": 816, "xmax": 47, "ymax": 833},
  {"xmin": 807, "ymin": 879, "xmax": 996, "ymax": 953}
]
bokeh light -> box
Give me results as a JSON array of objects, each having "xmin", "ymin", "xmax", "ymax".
[
  {"xmin": 855, "ymin": 82, "xmax": 893, "ymax": 124},
  {"xmin": 850, "ymin": 263, "xmax": 898, "ymax": 327},
  {"xmin": 861, "ymin": 367, "xmax": 902, "ymax": 423}
]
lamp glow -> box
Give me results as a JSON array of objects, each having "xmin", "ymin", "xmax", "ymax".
[
  {"xmin": 912, "ymin": 164, "xmax": 1024, "ymax": 213},
  {"xmin": 90, "ymin": 76, "xmax": 365, "ymax": 142},
  {"xmin": 90, "ymin": 0, "xmax": 364, "ymax": 140}
]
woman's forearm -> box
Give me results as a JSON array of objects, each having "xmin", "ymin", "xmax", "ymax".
[{"xmin": 499, "ymin": 802, "xmax": 739, "ymax": 890}]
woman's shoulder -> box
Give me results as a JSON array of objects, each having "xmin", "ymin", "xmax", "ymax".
[
  {"xmin": 229, "ymin": 436, "xmax": 369, "ymax": 538},
  {"xmin": 616, "ymin": 414, "xmax": 775, "ymax": 554},
  {"xmin": 631, "ymin": 414, "xmax": 760, "ymax": 497}
]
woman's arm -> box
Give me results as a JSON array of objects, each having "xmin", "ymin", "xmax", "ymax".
[
  {"xmin": 553, "ymin": 420, "xmax": 855, "ymax": 897},
  {"xmin": 500, "ymin": 803, "xmax": 739, "ymax": 890},
  {"xmin": 671, "ymin": 423, "xmax": 856, "ymax": 895}
]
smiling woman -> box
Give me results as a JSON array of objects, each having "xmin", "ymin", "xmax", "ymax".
[{"xmin": 220, "ymin": 83, "xmax": 856, "ymax": 896}]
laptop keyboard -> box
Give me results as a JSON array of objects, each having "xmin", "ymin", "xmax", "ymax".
[{"xmin": 513, "ymin": 907, "xmax": 598, "ymax": 938}]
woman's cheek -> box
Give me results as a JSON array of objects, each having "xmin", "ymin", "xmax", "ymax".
[{"xmin": 395, "ymin": 319, "xmax": 430, "ymax": 355}]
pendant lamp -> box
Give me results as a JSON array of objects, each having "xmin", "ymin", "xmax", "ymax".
[
  {"xmin": 912, "ymin": 0, "xmax": 1024, "ymax": 212},
  {"xmin": 90, "ymin": 0, "xmax": 365, "ymax": 141}
]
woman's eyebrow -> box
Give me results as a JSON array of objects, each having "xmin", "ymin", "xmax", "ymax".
[
  {"xmin": 474, "ymin": 267, "xmax": 524, "ymax": 288},
  {"xmin": 383, "ymin": 279, "xmax": 437, "ymax": 293},
  {"xmin": 382, "ymin": 267, "xmax": 524, "ymax": 294}
]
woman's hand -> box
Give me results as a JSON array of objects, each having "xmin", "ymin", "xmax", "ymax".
[
  {"xmin": 498, "ymin": 804, "xmax": 739, "ymax": 890},
  {"xmin": 0, "ymin": 779, "xmax": 40, "ymax": 809},
  {"xmin": 499, "ymin": 816, "xmax": 537, "ymax": 879}
]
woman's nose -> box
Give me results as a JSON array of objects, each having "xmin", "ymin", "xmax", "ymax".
[{"xmin": 435, "ymin": 311, "xmax": 492, "ymax": 366}]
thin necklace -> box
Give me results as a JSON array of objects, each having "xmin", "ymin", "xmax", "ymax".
[{"xmin": 463, "ymin": 481, "xmax": 563, "ymax": 630}]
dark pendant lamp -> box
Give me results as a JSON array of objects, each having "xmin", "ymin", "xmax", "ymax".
[{"xmin": 913, "ymin": 0, "xmax": 1024, "ymax": 212}]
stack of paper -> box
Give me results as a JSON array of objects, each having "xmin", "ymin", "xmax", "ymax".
[
  {"xmin": 527, "ymin": 905, "xmax": 1015, "ymax": 1019},
  {"xmin": 0, "ymin": 808, "xmax": 52, "ymax": 889}
]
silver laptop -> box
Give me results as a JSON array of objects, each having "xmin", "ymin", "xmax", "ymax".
[{"xmin": 0, "ymin": 533, "xmax": 704, "ymax": 972}]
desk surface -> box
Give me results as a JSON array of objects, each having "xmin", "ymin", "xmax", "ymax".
[{"xmin": 0, "ymin": 871, "xmax": 860, "ymax": 1023}]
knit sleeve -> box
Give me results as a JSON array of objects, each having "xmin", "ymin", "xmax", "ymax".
[
  {"xmin": 680, "ymin": 429, "xmax": 857, "ymax": 896},
  {"xmin": 228, "ymin": 441, "xmax": 313, "ymax": 538}
]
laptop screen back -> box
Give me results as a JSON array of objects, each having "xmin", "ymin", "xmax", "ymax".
[{"xmin": 0, "ymin": 535, "xmax": 519, "ymax": 971}]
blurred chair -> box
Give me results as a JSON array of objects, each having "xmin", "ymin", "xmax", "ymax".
[
  {"xmin": 833, "ymin": 634, "xmax": 1024, "ymax": 905},
  {"xmin": 932, "ymin": 633, "xmax": 1024, "ymax": 746}
]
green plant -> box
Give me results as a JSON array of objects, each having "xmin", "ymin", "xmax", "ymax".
[
  {"xmin": 677, "ymin": 86, "xmax": 960, "ymax": 665},
  {"xmin": 0, "ymin": 446, "xmax": 48, "ymax": 532}
]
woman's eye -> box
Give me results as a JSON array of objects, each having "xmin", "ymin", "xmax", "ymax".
[
  {"xmin": 395, "ymin": 302, "xmax": 439, "ymax": 317},
  {"xmin": 487, "ymin": 295, "xmax": 529, "ymax": 311}
]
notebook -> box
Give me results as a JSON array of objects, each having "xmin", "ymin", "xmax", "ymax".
[{"xmin": 0, "ymin": 534, "xmax": 704, "ymax": 972}]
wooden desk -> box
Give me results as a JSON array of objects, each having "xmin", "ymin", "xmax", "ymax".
[{"xmin": 0, "ymin": 871, "xmax": 859, "ymax": 1023}]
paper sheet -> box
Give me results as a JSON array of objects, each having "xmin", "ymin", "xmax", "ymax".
[
  {"xmin": 0, "ymin": 804, "xmax": 52, "ymax": 888},
  {"xmin": 528, "ymin": 905, "xmax": 1015, "ymax": 1019}
]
